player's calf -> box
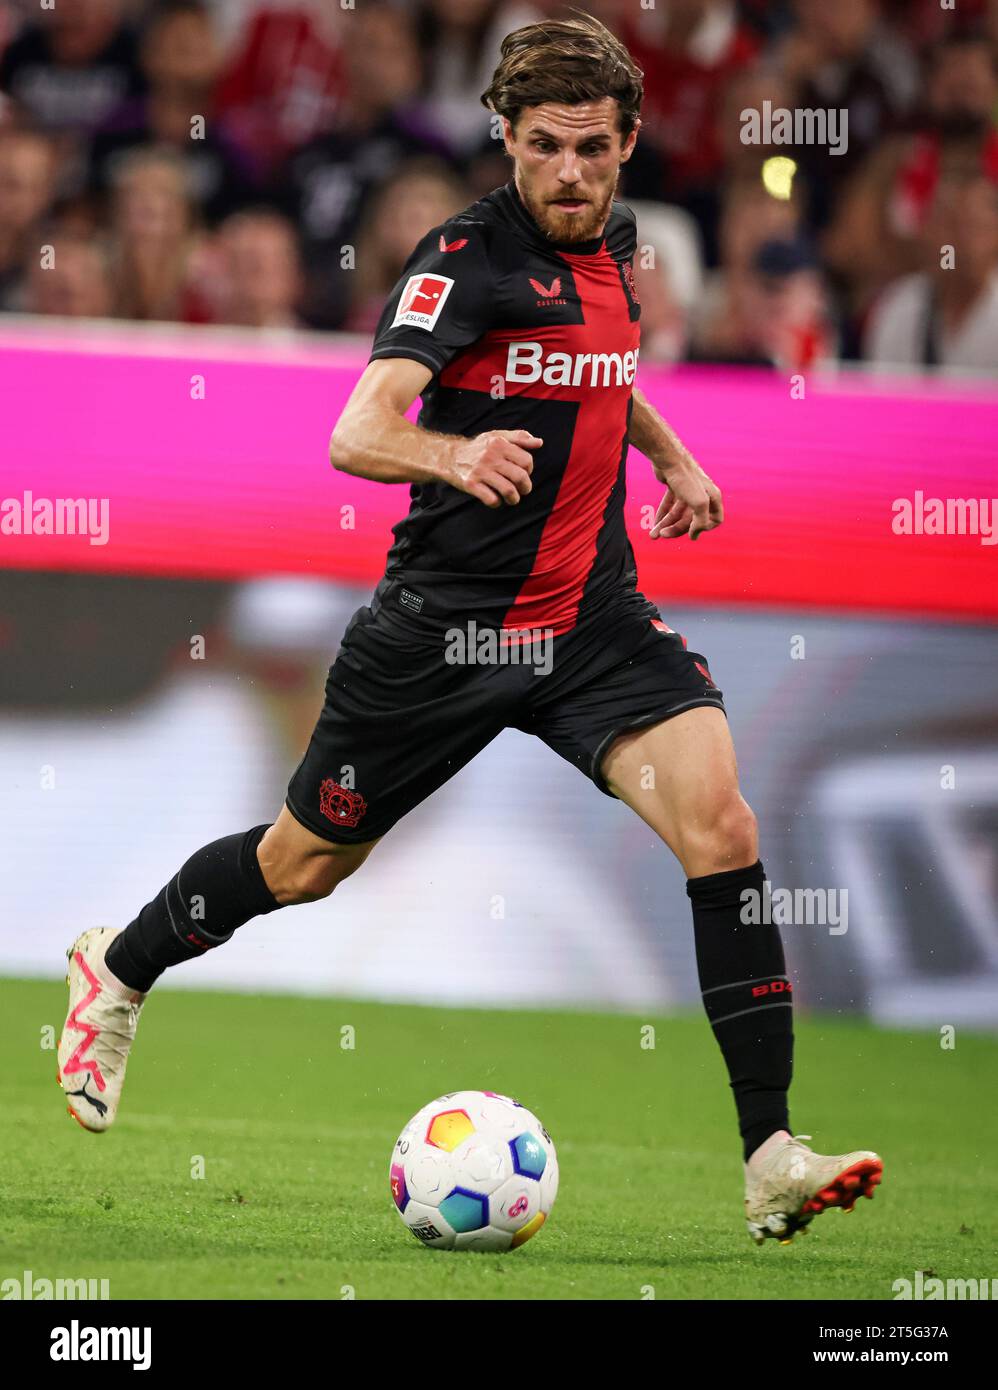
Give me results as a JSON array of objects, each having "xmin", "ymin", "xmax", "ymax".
[
  {"xmin": 99, "ymin": 822, "xmax": 284, "ymax": 995},
  {"xmin": 256, "ymin": 809, "xmax": 378, "ymax": 905},
  {"xmin": 101, "ymin": 813, "xmax": 376, "ymax": 995},
  {"xmin": 606, "ymin": 714, "xmax": 789, "ymax": 1169}
]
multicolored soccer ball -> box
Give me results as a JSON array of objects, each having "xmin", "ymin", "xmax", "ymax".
[{"xmin": 389, "ymin": 1090, "xmax": 558, "ymax": 1251}]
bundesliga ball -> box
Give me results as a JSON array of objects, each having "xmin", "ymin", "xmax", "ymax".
[{"xmin": 389, "ymin": 1090, "xmax": 558, "ymax": 1251}]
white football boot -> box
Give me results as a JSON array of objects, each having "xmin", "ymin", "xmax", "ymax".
[
  {"xmin": 57, "ymin": 928, "xmax": 146, "ymax": 1132},
  {"xmin": 745, "ymin": 1132, "xmax": 883, "ymax": 1246}
]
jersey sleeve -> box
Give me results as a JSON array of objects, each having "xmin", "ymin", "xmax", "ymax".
[{"xmin": 367, "ymin": 222, "xmax": 493, "ymax": 376}]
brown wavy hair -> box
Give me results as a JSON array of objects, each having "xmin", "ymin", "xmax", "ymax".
[{"xmin": 481, "ymin": 10, "xmax": 644, "ymax": 137}]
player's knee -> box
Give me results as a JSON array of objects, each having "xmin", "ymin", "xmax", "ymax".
[
  {"xmin": 683, "ymin": 795, "xmax": 759, "ymax": 875},
  {"xmin": 720, "ymin": 797, "xmax": 759, "ymax": 867}
]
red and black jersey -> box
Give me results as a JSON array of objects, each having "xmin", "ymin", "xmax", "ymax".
[{"xmin": 367, "ymin": 180, "xmax": 642, "ymax": 636}]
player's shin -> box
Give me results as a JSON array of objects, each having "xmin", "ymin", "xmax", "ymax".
[
  {"xmin": 686, "ymin": 860, "xmax": 794, "ymax": 1162},
  {"xmin": 104, "ymin": 823, "xmax": 282, "ymax": 992}
]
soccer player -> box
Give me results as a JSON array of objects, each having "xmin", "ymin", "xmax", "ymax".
[{"xmin": 59, "ymin": 13, "xmax": 882, "ymax": 1245}]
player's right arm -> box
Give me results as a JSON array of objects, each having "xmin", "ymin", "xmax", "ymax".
[
  {"xmin": 329, "ymin": 357, "xmax": 541, "ymax": 508},
  {"xmin": 330, "ymin": 219, "xmax": 542, "ymax": 507}
]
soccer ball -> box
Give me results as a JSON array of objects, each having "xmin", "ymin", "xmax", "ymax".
[{"xmin": 389, "ymin": 1090, "xmax": 558, "ymax": 1251}]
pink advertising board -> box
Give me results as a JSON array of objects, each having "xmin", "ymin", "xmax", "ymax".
[{"xmin": 1, "ymin": 323, "xmax": 995, "ymax": 620}]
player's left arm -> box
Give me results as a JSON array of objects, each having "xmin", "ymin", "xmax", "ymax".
[{"xmin": 628, "ymin": 386, "xmax": 723, "ymax": 541}]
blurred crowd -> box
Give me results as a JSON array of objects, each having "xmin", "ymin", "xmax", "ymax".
[{"xmin": 1, "ymin": 0, "xmax": 998, "ymax": 372}]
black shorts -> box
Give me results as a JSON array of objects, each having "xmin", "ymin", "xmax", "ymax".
[{"xmin": 285, "ymin": 590, "xmax": 726, "ymax": 843}]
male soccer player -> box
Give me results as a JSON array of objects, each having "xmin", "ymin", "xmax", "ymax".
[{"xmin": 58, "ymin": 13, "xmax": 882, "ymax": 1245}]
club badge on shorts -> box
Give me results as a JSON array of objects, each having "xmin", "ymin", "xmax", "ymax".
[{"xmin": 319, "ymin": 778, "xmax": 368, "ymax": 828}]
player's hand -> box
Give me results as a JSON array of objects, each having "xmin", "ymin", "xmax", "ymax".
[
  {"xmin": 447, "ymin": 430, "xmax": 542, "ymax": 508},
  {"xmin": 649, "ymin": 461, "xmax": 723, "ymax": 541}
]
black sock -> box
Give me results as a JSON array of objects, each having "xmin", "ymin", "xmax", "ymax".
[
  {"xmin": 104, "ymin": 824, "xmax": 281, "ymax": 992},
  {"xmin": 686, "ymin": 860, "xmax": 793, "ymax": 1162}
]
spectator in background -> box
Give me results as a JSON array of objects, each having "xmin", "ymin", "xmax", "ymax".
[
  {"xmin": 628, "ymin": 238, "xmax": 689, "ymax": 364},
  {"xmin": 620, "ymin": 0, "xmax": 761, "ymax": 216},
  {"xmin": 88, "ymin": 1, "xmax": 253, "ymax": 226},
  {"xmin": 414, "ymin": 0, "xmax": 541, "ymax": 159},
  {"xmin": 213, "ymin": 2, "xmax": 346, "ymax": 183},
  {"xmin": 462, "ymin": 128, "xmax": 515, "ymax": 204},
  {"xmin": 0, "ymin": 0, "xmax": 143, "ymax": 135},
  {"xmin": 0, "ymin": 4, "xmax": 41, "ymax": 64},
  {"xmin": 107, "ymin": 145, "xmax": 206, "ymax": 320},
  {"xmin": 690, "ymin": 61, "xmax": 802, "ymax": 265},
  {"xmin": 692, "ymin": 232, "xmax": 834, "ymax": 369},
  {"xmin": 21, "ymin": 230, "xmax": 114, "ymax": 318},
  {"xmin": 863, "ymin": 174, "xmax": 998, "ymax": 371},
  {"xmin": 278, "ymin": 3, "xmax": 453, "ymax": 329},
  {"xmin": 208, "ymin": 208, "xmax": 304, "ymax": 329},
  {"xmin": 824, "ymin": 32, "xmax": 998, "ymax": 352},
  {"xmin": 736, "ymin": 0, "xmax": 796, "ymax": 43},
  {"xmin": 0, "ymin": 128, "xmax": 58, "ymax": 304},
  {"xmin": 753, "ymin": 236, "xmax": 836, "ymax": 369},
  {"xmin": 717, "ymin": 63, "xmax": 803, "ymax": 183},
  {"xmin": 883, "ymin": 0, "xmax": 991, "ymax": 50},
  {"xmin": 775, "ymin": 0, "xmax": 919, "ymax": 230},
  {"xmin": 691, "ymin": 175, "xmax": 806, "ymax": 359},
  {"xmin": 625, "ymin": 200, "xmax": 705, "ymax": 362},
  {"xmin": 343, "ymin": 159, "xmax": 468, "ymax": 334}
]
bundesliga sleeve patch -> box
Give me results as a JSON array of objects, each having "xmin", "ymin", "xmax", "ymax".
[{"xmin": 391, "ymin": 273, "xmax": 455, "ymax": 331}]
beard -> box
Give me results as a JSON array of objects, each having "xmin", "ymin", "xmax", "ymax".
[{"xmin": 519, "ymin": 175, "xmax": 618, "ymax": 244}]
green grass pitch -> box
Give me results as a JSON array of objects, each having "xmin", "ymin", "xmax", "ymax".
[{"xmin": 2, "ymin": 977, "xmax": 995, "ymax": 1300}]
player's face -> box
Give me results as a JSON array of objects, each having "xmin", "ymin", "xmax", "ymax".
[{"xmin": 505, "ymin": 98, "xmax": 638, "ymax": 244}]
